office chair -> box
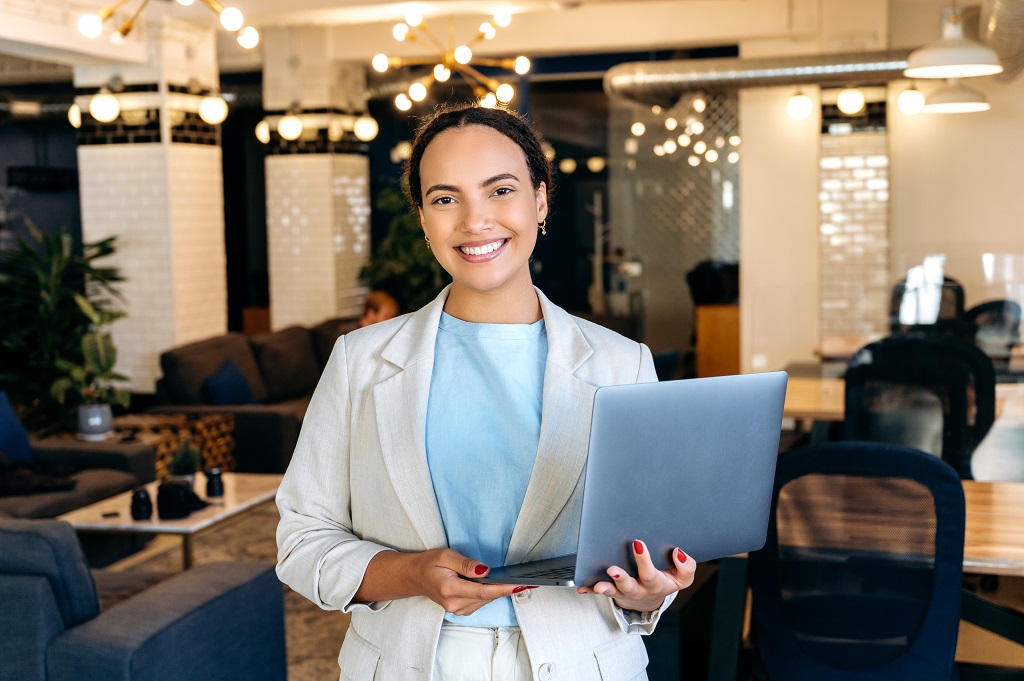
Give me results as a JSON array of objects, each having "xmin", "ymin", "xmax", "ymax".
[
  {"xmin": 749, "ymin": 441, "xmax": 965, "ymax": 681},
  {"xmin": 889, "ymin": 275, "xmax": 968, "ymax": 337},
  {"xmin": 844, "ymin": 334, "xmax": 995, "ymax": 479},
  {"xmin": 963, "ymin": 299, "xmax": 1022, "ymax": 360}
]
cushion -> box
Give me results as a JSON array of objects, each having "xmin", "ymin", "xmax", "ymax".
[
  {"xmin": 250, "ymin": 327, "xmax": 321, "ymax": 402},
  {"xmin": 0, "ymin": 468, "xmax": 138, "ymax": 519},
  {"xmin": 159, "ymin": 333, "xmax": 268, "ymax": 405},
  {"xmin": 0, "ymin": 391, "xmax": 32, "ymax": 465},
  {"xmin": 203, "ymin": 359, "xmax": 260, "ymax": 406}
]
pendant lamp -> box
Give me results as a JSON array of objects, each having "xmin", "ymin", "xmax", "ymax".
[{"xmin": 904, "ymin": 8, "xmax": 1003, "ymax": 79}]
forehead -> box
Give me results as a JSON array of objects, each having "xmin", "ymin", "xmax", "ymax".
[{"xmin": 420, "ymin": 124, "xmax": 530, "ymax": 181}]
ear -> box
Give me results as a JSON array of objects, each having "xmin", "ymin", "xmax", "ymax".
[
  {"xmin": 417, "ymin": 207, "xmax": 426, "ymax": 229},
  {"xmin": 535, "ymin": 182, "xmax": 548, "ymax": 222}
]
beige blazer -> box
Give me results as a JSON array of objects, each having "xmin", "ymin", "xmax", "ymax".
[{"xmin": 277, "ymin": 287, "xmax": 661, "ymax": 681}]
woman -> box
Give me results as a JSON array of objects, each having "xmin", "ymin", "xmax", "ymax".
[{"xmin": 276, "ymin": 105, "xmax": 695, "ymax": 681}]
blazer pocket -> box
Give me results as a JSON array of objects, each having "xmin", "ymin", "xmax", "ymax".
[
  {"xmin": 339, "ymin": 628, "xmax": 382, "ymax": 681},
  {"xmin": 593, "ymin": 635, "xmax": 650, "ymax": 681}
]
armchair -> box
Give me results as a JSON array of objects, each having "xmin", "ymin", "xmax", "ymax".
[{"xmin": 0, "ymin": 517, "xmax": 286, "ymax": 681}]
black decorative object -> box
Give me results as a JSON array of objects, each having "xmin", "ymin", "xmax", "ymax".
[
  {"xmin": 130, "ymin": 487, "xmax": 153, "ymax": 520},
  {"xmin": 206, "ymin": 467, "xmax": 224, "ymax": 497}
]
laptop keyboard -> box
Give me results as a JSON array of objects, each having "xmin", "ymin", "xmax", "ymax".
[{"xmin": 517, "ymin": 565, "xmax": 576, "ymax": 579}]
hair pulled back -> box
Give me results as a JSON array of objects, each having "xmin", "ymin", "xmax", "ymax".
[{"xmin": 405, "ymin": 104, "xmax": 554, "ymax": 210}]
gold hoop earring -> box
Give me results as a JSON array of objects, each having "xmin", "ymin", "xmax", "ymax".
[
  {"xmin": 538, "ymin": 220, "xmax": 547, "ymax": 236},
  {"xmin": 423, "ymin": 234, "xmax": 430, "ymax": 245}
]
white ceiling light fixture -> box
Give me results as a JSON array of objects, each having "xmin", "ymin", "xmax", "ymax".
[
  {"xmin": 254, "ymin": 119, "xmax": 270, "ymax": 144},
  {"xmin": 77, "ymin": 0, "xmax": 258, "ymax": 47},
  {"xmin": 904, "ymin": 6, "xmax": 1003, "ymax": 79},
  {"xmin": 787, "ymin": 90, "xmax": 814, "ymax": 120},
  {"xmin": 89, "ymin": 88, "xmax": 120, "ymax": 123},
  {"xmin": 68, "ymin": 103, "xmax": 82, "ymax": 128},
  {"xmin": 198, "ymin": 94, "xmax": 228, "ymax": 124},
  {"xmin": 277, "ymin": 111, "xmax": 303, "ymax": 141},
  {"xmin": 897, "ymin": 85, "xmax": 926, "ymax": 115},
  {"xmin": 923, "ymin": 78, "xmax": 990, "ymax": 113},
  {"xmin": 836, "ymin": 87, "xmax": 866, "ymax": 115}
]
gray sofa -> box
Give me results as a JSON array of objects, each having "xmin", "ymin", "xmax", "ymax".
[
  {"xmin": 152, "ymin": 317, "xmax": 354, "ymax": 473},
  {"xmin": 0, "ymin": 517, "xmax": 286, "ymax": 681}
]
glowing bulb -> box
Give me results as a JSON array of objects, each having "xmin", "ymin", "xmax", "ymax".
[
  {"xmin": 542, "ymin": 142, "xmax": 556, "ymax": 161},
  {"xmin": 219, "ymin": 7, "xmax": 244, "ymax": 31},
  {"xmin": 68, "ymin": 103, "xmax": 82, "ymax": 129},
  {"xmin": 586, "ymin": 157, "xmax": 606, "ymax": 173},
  {"xmin": 255, "ymin": 120, "xmax": 270, "ymax": 144},
  {"xmin": 558, "ymin": 158, "xmax": 577, "ymax": 174},
  {"xmin": 663, "ymin": 139, "xmax": 678, "ymax": 154},
  {"xmin": 198, "ymin": 95, "xmax": 228, "ymax": 125},
  {"xmin": 433, "ymin": 64, "xmax": 451, "ymax": 82},
  {"xmin": 493, "ymin": 8, "xmax": 512, "ymax": 27},
  {"xmin": 479, "ymin": 92, "xmax": 497, "ymax": 108},
  {"xmin": 630, "ymin": 122, "xmax": 646, "ymax": 136},
  {"xmin": 653, "ymin": 145, "xmax": 665, "ymax": 157},
  {"xmin": 372, "ymin": 54, "xmax": 389, "ymax": 72},
  {"xmin": 693, "ymin": 140, "xmax": 707, "ymax": 154},
  {"xmin": 705, "ymin": 149, "xmax": 719, "ymax": 163},
  {"xmin": 836, "ymin": 87, "xmax": 865, "ymax": 115},
  {"xmin": 495, "ymin": 84, "xmax": 515, "ymax": 103},
  {"xmin": 409, "ymin": 82, "xmax": 428, "ymax": 102},
  {"xmin": 728, "ymin": 135, "xmax": 741, "ymax": 146},
  {"xmin": 693, "ymin": 97, "xmax": 707, "ymax": 113},
  {"xmin": 353, "ymin": 116, "xmax": 379, "ymax": 142},
  {"xmin": 395, "ymin": 93, "xmax": 412, "ymax": 111},
  {"xmin": 236, "ymin": 26, "xmax": 259, "ymax": 49},
  {"xmin": 277, "ymin": 114, "xmax": 303, "ymax": 141},
  {"xmin": 454, "ymin": 46, "xmax": 472, "ymax": 64},
  {"xmin": 665, "ymin": 117, "xmax": 677, "ymax": 131},
  {"xmin": 898, "ymin": 87, "xmax": 925, "ymax": 115},
  {"xmin": 727, "ymin": 151, "xmax": 740, "ymax": 164},
  {"xmin": 677, "ymin": 133, "xmax": 691, "ymax": 147},
  {"xmin": 89, "ymin": 92, "xmax": 120, "ymax": 123},
  {"xmin": 176, "ymin": 0, "xmax": 195, "ymax": 5},
  {"xmin": 690, "ymin": 120, "xmax": 705, "ymax": 135},
  {"xmin": 787, "ymin": 92, "xmax": 813, "ymax": 120},
  {"xmin": 687, "ymin": 155, "xmax": 700, "ymax": 167},
  {"xmin": 393, "ymin": 23, "xmax": 409, "ymax": 41},
  {"xmin": 651, "ymin": 105, "xmax": 662, "ymax": 115},
  {"xmin": 78, "ymin": 13, "xmax": 103, "ymax": 38},
  {"xmin": 480, "ymin": 22, "xmax": 496, "ymax": 39},
  {"xmin": 624, "ymin": 138, "xmax": 638, "ymax": 155},
  {"xmin": 514, "ymin": 56, "xmax": 531, "ymax": 75},
  {"xmin": 405, "ymin": 11, "xmax": 423, "ymax": 27}
]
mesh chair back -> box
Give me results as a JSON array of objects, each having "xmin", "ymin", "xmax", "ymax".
[
  {"xmin": 845, "ymin": 334, "xmax": 995, "ymax": 479},
  {"xmin": 964, "ymin": 299, "xmax": 1023, "ymax": 360},
  {"xmin": 750, "ymin": 442, "xmax": 965, "ymax": 681},
  {"xmin": 889, "ymin": 276, "xmax": 965, "ymax": 333}
]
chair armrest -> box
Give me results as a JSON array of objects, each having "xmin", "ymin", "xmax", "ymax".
[
  {"xmin": 47, "ymin": 562, "xmax": 286, "ymax": 681},
  {"xmin": 29, "ymin": 439, "xmax": 157, "ymax": 484}
]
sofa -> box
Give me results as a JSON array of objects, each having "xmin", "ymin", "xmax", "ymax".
[
  {"xmin": 0, "ymin": 517, "xmax": 286, "ymax": 681},
  {"xmin": 152, "ymin": 316, "xmax": 355, "ymax": 473}
]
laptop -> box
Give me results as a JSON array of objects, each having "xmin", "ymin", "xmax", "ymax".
[{"xmin": 471, "ymin": 371, "xmax": 789, "ymax": 588}]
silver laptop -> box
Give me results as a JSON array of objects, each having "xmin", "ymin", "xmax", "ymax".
[{"xmin": 471, "ymin": 371, "xmax": 789, "ymax": 587}]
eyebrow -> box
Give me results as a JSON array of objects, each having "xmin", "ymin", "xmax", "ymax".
[{"xmin": 424, "ymin": 173, "xmax": 521, "ymax": 197}]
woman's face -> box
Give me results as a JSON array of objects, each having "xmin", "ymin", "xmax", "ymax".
[{"xmin": 418, "ymin": 125, "xmax": 547, "ymax": 309}]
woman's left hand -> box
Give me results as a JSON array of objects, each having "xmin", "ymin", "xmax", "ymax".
[{"xmin": 576, "ymin": 540, "xmax": 695, "ymax": 613}]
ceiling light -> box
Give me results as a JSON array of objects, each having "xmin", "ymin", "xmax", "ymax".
[
  {"xmin": 408, "ymin": 82, "xmax": 427, "ymax": 102},
  {"xmin": 727, "ymin": 151, "xmax": 740, "ymax": 163},
  {"xmin": 493, "ymin": 8, "xmax": 512, "ymax": 27},
  {"xmin": 79, "ymin": 0, "xmax": 254, "ymax": 42},
  {"xmin": 479, "ymin": 22, "xmax": 496, "ymax": 40},
  {"xmin": 236, "ymin": 26, "xmax": 259, "ymax": 49},
  {"xmin": 653, "ymin": 144, "xmax": 665, "ymax": 157},
  {"xmin": 728, "ymin": 135, "xmax": 741, "ymax": 146},
  {"xmin": 836, "ymin": 87, "xmax": 866, "ymax": 115},
  {"xmin": 705, "ymin": 149, "xmax": 719, "ymax": 163},
  {"xmin": 89, "ymin": 89, "xmax": 120, "ymax": 123},
  {"xmin": 392, "ymin": 23, "xmax": 409, "ymax": 41},
  {"xmin": 904, "ymin": 10, "xmax": 1003, "ymax": 79},
  {"xmin": 559, "ymin": 157, "xmax": 577, "ymax": 173},
  {"xmin": 689, "ymin": 120, "xmax": 705, "ymax": 135},
  {"xmin": 77, "ymin": 12, "xmax": 104, "ymax": 38},
  {"xmin": 254, "ymin": 120, "xmax": 270, "ymax": 144},
  {"xmin": 395, "ymin": 93, "xmax": 412, "ymax": 111},
  {"xmin": 897, "ymin": 85, "xmax": 926, "ymax": 115},
  {"xmin": 198, "ymin": 94, "xmax": 228, "ymax": 124},
  {"xmin": 454, "ymin": 46, "xmax": 473, "ymax": 65},
  {"xmin": 372, "ymin": 54, "xmax": 389, "ymax": 73},
  {"xmin": 687, "ymin": 155, "xmax": 700, "ymax": 166},
  {"xmin": 586, "ymin": 157, "xmax": 606, "ymax": 173},
  {"xmin": 923, "ymin": 78, "xmax": 990, "ymax": 113},
  {"xmin": 68, "ymin": 103, "xmax": 82, "ymax": 128},
  {"xmin": 692, "ymin": 97, "xmax": 707, "ymax": 113},
  {"xmin": 277, "ymin": 113, "xmax": 303, "ymax": 141},
  {"xmin": 405, "ymin": 11, "xmax": 423, "ymax": 27},
  {"xmin": 665, "ymin": 117, "xmax": 678, "ymax": 131},
  {"xmin": 693, "ymin": 140, "xmax": 707, "ymax": 154},
  {"xmin": 677, "ymin": 133, "xmax": 691, "ymax": 147},
  {"xmin": 495, "ymin": 84, "xmax": 515, "ymax": 103},
  {"xmin": 787, "ymin": 91, "xmax": 814, "ymax": 120},
  {"xmin": 515, "ymin": 57, "xmax": 531, "ymax": 75},
  {"xmin": 479, "ymin": 92, "xmax": 497, "ymax": 108},
  {"xmin": 353, "ymin": 116, "xmax": 379, "ymax": 142},
  {"xmin": 218, "ymin": 7, "xmax": 244, "ymax": 31},
  {"xmin": 663, "ymin": 139, "xmax": 678, "ymax": 154},
  {"xmin": 630, "ymin": 122, "xmax": 645, "ymax": 136},
  {"xmin": 433, "ymin": 64, "xmax": 451, "ymax": 82}
]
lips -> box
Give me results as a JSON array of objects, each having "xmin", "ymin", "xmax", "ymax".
[{"xmin": 456, "ymin": 238, "xmax": 509, "ymax": 262}]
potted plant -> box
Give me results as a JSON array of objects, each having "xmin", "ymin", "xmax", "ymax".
[{"xmin": 168, "ymin": 436, "xmax": 201, "ymax": 486}]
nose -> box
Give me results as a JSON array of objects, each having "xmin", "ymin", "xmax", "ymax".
[{"xmin": 462, "ymin": 198, "xmax": 494, "ymax": 234}]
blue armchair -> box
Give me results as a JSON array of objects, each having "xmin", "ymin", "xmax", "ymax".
[{"xmin": 0, "ymin": 517, "xmax": 287, "ymax": 681}]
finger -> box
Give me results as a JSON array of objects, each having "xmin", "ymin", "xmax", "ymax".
[
  {"xmin": 670, "ymin": 548, "xmax": 697, "ymax": 588},
  {"xmin": 441, "ymin": 550, "xmax": 490, "ymax": 579},
  {"xmin": 632, "ymin": 539, "xmax": 660, "ymax": 585}
]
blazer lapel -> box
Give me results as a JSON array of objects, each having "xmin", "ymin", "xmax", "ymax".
[{"xmin": 506, "ymin": 290, "xmax": 598, "ymax": 565}]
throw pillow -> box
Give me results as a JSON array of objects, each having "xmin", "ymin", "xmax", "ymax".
[
  {"xmin": 0, "ymin": 391, "xmax": 32, "ymax": 465},
  {"xmin": 202, "ymin": 359, "xmax": 260, "ymax": 405}
]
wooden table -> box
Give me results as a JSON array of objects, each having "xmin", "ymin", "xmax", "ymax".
[{"xmin": 59, "ymin": 472, "xmax": 281, "ymax": 569}]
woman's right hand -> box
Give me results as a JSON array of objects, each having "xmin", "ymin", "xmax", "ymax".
[{"xmin": 355, "ymin": 547, "xmax": 534, "ymax": 616}]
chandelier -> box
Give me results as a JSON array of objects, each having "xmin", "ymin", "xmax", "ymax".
[
  {"xmin": 371, "ymin": 10, "xmax": 531, "ymax": 110},
  {"xmin": 77, "ymin": 0, "xmax": 259, "ymax": 49}
]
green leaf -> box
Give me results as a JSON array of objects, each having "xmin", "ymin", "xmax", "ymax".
[{"xmin": 82, "ymin": 332, "xmax": 117, "ymax": 374}]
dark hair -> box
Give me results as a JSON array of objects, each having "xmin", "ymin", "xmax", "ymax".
[{"xmin": 404, "ymin": 105, "xmax": 554, "ymax": 209}]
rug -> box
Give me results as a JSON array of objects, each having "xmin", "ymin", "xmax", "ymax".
[{"xmin": 116, "ymin": 500, "xmax": 350, "ymax": 681}]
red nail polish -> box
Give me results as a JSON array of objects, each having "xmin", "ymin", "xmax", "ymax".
[
  {"xmin": 512, "ymin": 586, "xmax": 527, "ymax": 593},
  {"xmin": 474, "ymin": 564, "xmax": 488, "ymax": 575},
  {"xmin": 612, "ymin": 572, "xmax": 622, "ymax": 579},
  {"xmin": 526, "ymin": 586, "xmax": 539, "ymax": 589},
  {"xmin": 676, "ymin": 548, "xmax": 688, "ymax": 563},
  {"xmin": 633, "ymin": 540, "xmax": 644, "ymax": 555}
]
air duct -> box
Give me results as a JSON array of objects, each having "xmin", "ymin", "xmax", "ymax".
[{"xmin": 980, "ymin": 0, "xmax": 1024, "ymax": 80}]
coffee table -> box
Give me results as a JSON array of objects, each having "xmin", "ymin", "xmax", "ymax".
[{"xmin": 58, "ymin": 472, "xmax": 282, "ymax": 569}]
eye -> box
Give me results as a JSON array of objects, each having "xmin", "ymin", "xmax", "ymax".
[
  {"xmin": 431, "ymin": 195, "xmax": 456, "ymax": 205},
  {"xmin": 492, "ymin": 186, "xmax": 515, "ymax": 197}
]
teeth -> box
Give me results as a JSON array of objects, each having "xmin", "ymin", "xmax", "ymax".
[{"xmin": 460, "ymin": 239, "xmax": 505, "ymax": 256}]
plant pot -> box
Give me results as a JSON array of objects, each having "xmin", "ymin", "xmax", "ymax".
[{"xmin": 77, "ymin": 403, "xmax": 113, "ymax": 441}]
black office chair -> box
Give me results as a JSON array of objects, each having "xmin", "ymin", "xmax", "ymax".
[
  {"xmin": 889, "ymin": 275, "xmax": 968, "ymax": 337},
  {"xmin": 963, "ymin": 299, "xmax": 1022, "ymax": 360},
  {"xmin": 749, "ymin": 441, "xmax": 965, "ymax": 681},
  {"xmin": 844, "ymin": 334, "xmax": 995, "ymax": 479}
]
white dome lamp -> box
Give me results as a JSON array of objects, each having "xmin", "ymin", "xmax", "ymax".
[
  {"xmin": 923, "ymin": 78, "xmax": 991, "ymax": 114},
  {"xmin": 89, "ymin": 88, "xmax": 120, "ymax": 123},
  {"xmin": 353, "ymin": 115, "xmax": 379, "ymax": 142},
  {"xmin": 198, "ymin": 94, "xmax": 229, "ymax": 125},
  {"xmin": 787, "ymin": 90, "xmax": 814, "ymax": 120},
  {"xmin": 904, "ymin": 9, "xmax": 1003, "ymax": 79}
]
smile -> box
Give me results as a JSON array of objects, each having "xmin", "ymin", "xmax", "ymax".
[{"xmin": 459, "ymin": 239, "xmax": 508, "ymax": 256}]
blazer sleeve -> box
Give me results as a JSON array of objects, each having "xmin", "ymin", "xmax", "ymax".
[{"xmin": 276, "ymin": 336, "xmax": 393, "ymax": 614}]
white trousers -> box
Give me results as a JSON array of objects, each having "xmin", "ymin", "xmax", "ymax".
[{"xmin": 433, "ymin": 622, "xmax": 533, "ymax": 681}]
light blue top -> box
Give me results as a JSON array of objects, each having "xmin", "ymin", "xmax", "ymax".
[{"xmin": 425, "ymin": 311, "xmax": 547, "ymax": 627}]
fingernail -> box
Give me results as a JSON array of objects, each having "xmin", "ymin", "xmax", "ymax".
[
  {"xmin": 612, "ymin": 572, "xmax": 622, "ymax": 579},
  {"xmin": 676, "ymin": 548, "xmax": 688, "ymax": 563},
  {"xmin": 526, "ymin": 586, "xmax": 538, "ymax": 589},
  {"xmin": 512, "ymin": 586, "xmax": 527, "ymax": 593},
  {"xmin": 474, "ymin": 564, "xmax": 488, "ymax": 575},
  {"xmin": 633, "ymin": 540, "xmax": 644, "ymax": 555}
]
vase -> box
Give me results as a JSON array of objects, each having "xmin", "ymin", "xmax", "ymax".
[{"xmin": 77, "ymin": 403, "xmax": 113, "ymax": 441}]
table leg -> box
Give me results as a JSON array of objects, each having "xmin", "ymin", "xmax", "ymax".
[
  {"xmin": 707, "ymin": 556, "xmax": 748, "ymax": 681},
  {"xmin": 182, "ymin": 535, "xmax": 195, "ymax": 570}
]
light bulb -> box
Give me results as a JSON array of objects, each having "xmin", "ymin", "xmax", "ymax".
[
  {"xmin": 688, "ymin": 155, "xmax": 700, "ymax": 167},
  {"xmin": 68, "ymin": 103, "xmax": 82, "ymax": 129},
  {"xmin": 558, "ymin": 158, "xmax": 577, "ymax": 174},
  {"xmin": 705, "ymin": 149, "xmax": 719, "ymax": 163},
  {"xmin": 78, "ymin": 13, "xmax": 103, "ymax": 38},
  {"xmin": 405, "ymin": 11, "xmax": 423, "ymax": 27},
  {"xmin": 219, "ymin": 7, "xmax": 244, "ymax": 31},
  {"xmin": 787, "ymin": 92, "xmax": 814, "ymax": 120},
  {"xmin": 653, "ymin": 145, "xmax": 665, "ymax": 157},
  {"xmin": 630, "ymin": 122, "xmax": 646, "ymax": 136},
  {"xmin": 898, "ymin": 87, "xmax": 926, "ymax": 115},
  {"xmin": 677, "ymin": 133, "xmax": 691, "ymax": 147},
  {"xmin": 693, "ymin": 140, "xmax": 707, "ymax": 154},
  {"xmin": 665, "ymin": 117, "xmax": 677, "ymax": 131},
  {"xmin": 586, "ymin": 157, "xmax": 606, "ymax": 173},
  {"xmin": 393, "ymin": 23, "xmax": 409, "ymax": 41},
  {"xmin": 836, "ymin": 87, "xmax": 865, "ymax": 115},
  {"xmin": 624, "ymin": 138, "xmax": 638, "ymax": 155},
  {"xmin": 651, "ymin": 105, "xmax": 662, "ymax": 115},
  {"xmin": 433, "ymin": 64, "xmax": 451, "ymax": 82},
  {"xmin": 372, "ymin": 54, "xmax": 389, "ymax": 73},
  {"xmin": 542, "ymin": 142, "xmax": 556, "ymax": 161},
  {"xmin": 727, "ymin": 151, "xmax": 740, "ymax": 164},
  {"xmin": 176, "ymin": 0, "xmax": 195, "ymax": 5},
  {"xmin": 198, "ymin": 95, "xmax": 228, "ymax": 125},
  {"xmin": 663, "ymin": 139, "xmax": 678, "ymax": 154},
  {"xmin": 236, "ymin": 26, "xmax": 259, "ymax": 49},
  {"xmin": 480, "ymin": 22, "xmax": 496, "ymax": 40},
  {"xmin": 728, "ymin": 135, "xmax": 741, "ymax": 146},
  {"xmin": 693, "ymin": 97, "xmax": 707, "ymax": 113},
  {"xmin": 255, "ymin": 120, "xmax": 270, "ymax": 144},
  {"xmin": 409, "ymin": 82, "xmax": 427, "ymax": 102},
  {"xmin": 353, "ymin": 116, "xmax": 379, "ymax": 142},
  {"xmin": 395, "ymin": 93, "xmax": 412, "ymax": 111},
  {"xmin": 493, "ymin": 8, "xmax": 512, "ymax": 27},
  {"xmin": 454, "ymin": 46, "xmax": 472, "ymax": 64},
  {"xmin": 689, "ymin": 120, "xmax": 705, "ymax": 135},
  {"xmin": 479, "ymin": 92, "xmax": 497, "ymax": 108},
  {"xmin": 495, "ymin": 84, "xmax": 515, "ymax": 103},
  {"xmin": 715, "ymin": 136, "xmax": 725, "ymax": 148},
  {"xmin": 514, "ymin": 56, "xmax": 530, "ymax": 74},
  {"xmin": 89, "ymin": 92, "xmax": 120, "ymax": 123},
  {"xmin": 277, "ymin": 114, "xmax": 303, "ymax": 141}
]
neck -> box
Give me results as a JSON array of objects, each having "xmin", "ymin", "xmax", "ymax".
[{"xmin": 443, "ymin": 282, "xmax": 542, "ymax": 324}]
